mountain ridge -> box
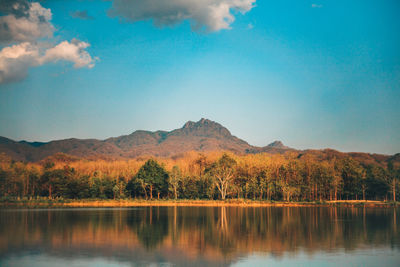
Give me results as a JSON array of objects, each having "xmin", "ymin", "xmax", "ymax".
[
  {"xmin": 0, "ymin": 118, "xmax": 286, "ymax": 161},
  {"xmin": 0, "ymin": 119, "xmax": 397, "ymax": 164}
]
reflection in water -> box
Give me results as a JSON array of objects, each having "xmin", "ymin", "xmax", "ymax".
[{"xmin": 0, "ymin": 207, "xmax": 399, "ymax": 266}]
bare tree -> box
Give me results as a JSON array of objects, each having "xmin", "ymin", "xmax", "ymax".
[
  {"xmin": 208, "ymin": 154, "xmax": 236, "ymax": 200},
  {"xmin": 169, "ymin": 165, "xmax": 182, "ymax": 199}
]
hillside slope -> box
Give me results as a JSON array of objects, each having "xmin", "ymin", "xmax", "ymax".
[
  {"xmin": 0, "ymin": 119, "xmax": 397, "ymax": 167},
  {"xmin": 0, "ymin": 119, "xmax": 258, "ymax": 161}
]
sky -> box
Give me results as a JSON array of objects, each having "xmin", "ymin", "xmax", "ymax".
[{"xmin": 0, "ymin": 0, "xmax": 399, "ymax": 154}]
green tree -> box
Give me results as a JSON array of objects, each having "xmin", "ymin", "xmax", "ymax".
[
  {"xmin": 65, "ymin": 174, "xmax": 90, "ymax": 199},
  {"xmin": 179, "ymin": 176, "xmax": 199, "ymax": 199},
  {"xmin": 0, "ymin": 167, "xmax": 10, "ymax": 197},
  {"xmin": 40, "ymin": 169, "xmax": 65, "ymax": 199},
  {"xmin": 197, "ymin": 175, "xmax": 215, "ymax": 199},
  {"xmin": 130, "ymin": 159, "xmax": 169, "ymax": 199},
  {"xmin": 365, "ymin": 165, "xmax": 389, "ymax": 200},
  {"xmin": 340, "ymin": 158, "xmax": 364, "ymax": 200}
]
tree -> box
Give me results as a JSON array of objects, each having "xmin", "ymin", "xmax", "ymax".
[
  {"xmin": 40, "ymin": 169, "xmax": 64, "ymax": 199},
  {"xmin": 340, "ymin": 158, "xmax": 364, "ymax": 200},
  {"xmin": 277, "ymin": 165, "xmax": 299, "ymax": 202},
  {"xmin": 388, "ymin": 162, "xmax": 398, "ymax": 202},
  {"xmin": 0, "ymin": 167, "xmax": 10, "ymax": 197},
  {"xmin": 169, "ymin": 166, "xmax": 182, "ymax": 199},
  {"xmin": 64, "ymin": 174, "xmax": 90, "ymax": 199},
  {"xmin": 194, "ymin": 154, "xmax": 208, "ymax": 176},
  {"xmin": 130, "ymin": 159, "xmax": 169, "ymax": 199},
  {"xmin": 112, "ymin": 184, "xmax": 119, "ymax": 199},
  {"xmin": 365, "ymin": 165, "xmax": 389, "ymax": 200},
  {"xmin": 207, "ymin": 154, "xmax": 237, "ymax": 200},
  {"xmin": 179, "ymin": 176, "xmax": 199, "ymax": 199},
  {"xmin": 197, "ymin": 175, "xmax": 215, "ymax": 199}
]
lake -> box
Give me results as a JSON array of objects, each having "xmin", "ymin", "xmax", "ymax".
[{"xmin": 0, "ymin": 206, "xmax": 399, "ymax": 266}]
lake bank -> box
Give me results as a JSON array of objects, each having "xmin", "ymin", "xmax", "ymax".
[{"xmin": 0, "ymin": 199, "xmax": 397, "ymax": 208}]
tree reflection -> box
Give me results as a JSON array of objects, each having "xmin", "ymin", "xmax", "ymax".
[
  {"xmin": 127, "ymin": 207, "xmax": 169, "ymax": 250},
  {"xmin": 0, "ymin": 207, "xmax": 399, "ymax": 265}
]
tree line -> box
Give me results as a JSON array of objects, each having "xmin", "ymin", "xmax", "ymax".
[{"xmin": 0, "ymin": 151, "xmax": 398, "ymax": 201}]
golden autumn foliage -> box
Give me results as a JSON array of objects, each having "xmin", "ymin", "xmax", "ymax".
[{"xmin": 0, "ymin": 150, "xmax": 399, "ymax": 201}]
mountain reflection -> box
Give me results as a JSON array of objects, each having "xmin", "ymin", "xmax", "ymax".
[{"xmin": 0, "ymin": 207, "xmax": 399, "ymax": 266}]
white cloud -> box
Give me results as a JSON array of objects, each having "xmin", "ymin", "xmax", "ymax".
[
  {"xmin": 0, "ymin": 2, "xmax": 54, "ymax": 44},
  {"xmin": 311, "ymin": 4, "xmax": 323, "ymax": 8},
  {"xmin": 0, "ymin": 42, "xmax": 39, "ymax": 83},
  {"xmin": 108, "ymin": 0, "xmax": 256, "ymax": 32},
  {"xmin": 0, "ymin": 40, "xmax": 96, "ymax": 84},
  {"xmin": 42, "ymin": 39, "xmax": 96, "ymax": 68},
  {"xmin": 0, "ymin": 1, "xmax": 97, "ymax": 85}
]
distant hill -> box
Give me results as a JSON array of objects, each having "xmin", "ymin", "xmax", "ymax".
[
  {"xmin": 0, "ymin": 119, "xmax": 257, "ymax": 162},
  {"xmin": 0, "ymin": 119, "xmax": 398, "ymax": 167}
]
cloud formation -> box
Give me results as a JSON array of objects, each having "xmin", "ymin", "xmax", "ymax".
[
  {"xmin": 108, "ymin": 0, "xmax": 256, "ymax": 32},
  {"xmin": 0, "ymin": 1, "xmax": 96, "ymax": 85},
  {"xmin": 0, "ymin": 42, "xmax": 39, "ymax": 83},
  {"xmin": 43, "ymin": 39, "xmax": 96, "ymax": 68},
  {"xmin": 0, "ymin": 1, "xmax": 54, "ymax": 44},
  {"xmin": 0, "ymin": 40, "xmax": 96, "ymax": 84},
  {"xmin": 311, "ymin": 4, "xmax": 323, "ymax": 8},
  {"xmin": 71, "ymin": 10, "xmax": 94, "ymax": 20},
  {"xmin": 0, "ymin": 0, "xmax": 30, "ymax": 17}
]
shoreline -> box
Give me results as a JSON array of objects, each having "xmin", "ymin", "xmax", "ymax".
[{"xmin": 0, "ymin": 199, "xmax": 398, "ymax": 208}]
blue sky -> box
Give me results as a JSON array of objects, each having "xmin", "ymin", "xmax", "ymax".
[{"xmin": 0, "ymin": 0, "xmax": 399, "ymax": 154}]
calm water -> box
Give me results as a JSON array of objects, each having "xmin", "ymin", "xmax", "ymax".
[{"xmin": 0, "ymin": 206, "xmax": 399, "ymax": 267}]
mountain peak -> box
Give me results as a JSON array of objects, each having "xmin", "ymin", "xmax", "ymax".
[
  {"xmin": 183, "ymin": 118, "xmax": 212, "ymax": 128},
  {"xmin": 179, "ymin": 119, "xmax": 232, "ymax": 138},
  {"xmin": 182, "ymin": 120, "xmax": 194, "ymax": 129},
  {"xmin": 267, "ymin": 140, "xmax": 288, "ymax": 149},
  {"xmin": 199, "ymin": 118, "xmax": 211, "ymax": 124}
]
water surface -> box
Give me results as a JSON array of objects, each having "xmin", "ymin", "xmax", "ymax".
[{"xmin": 0, "ymin": 206, "xmax": 399, "ymax": 266}]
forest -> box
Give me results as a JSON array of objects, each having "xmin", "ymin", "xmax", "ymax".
[{"xmin": 0, "ymin": 150, "xmax": 399, "ymax": 202}]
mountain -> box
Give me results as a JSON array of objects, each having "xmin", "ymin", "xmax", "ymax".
[
  {"xmin": 0, "ymin": 119, "xmax": 397, "ymax": 167},
  {"xmin": 267, "ymin": 141, "xmax": 288, "ymax": 149},
  {"xmin": 0, "ymin": 119, "xmax": 260, "ymax": 162},
  {"xmin": 101, "ymin": 119, "xmax": 253, "ymax": 158},
  {"xmin": 244, "ymin": 140, "xmax": 294, "ymax": 154}
]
